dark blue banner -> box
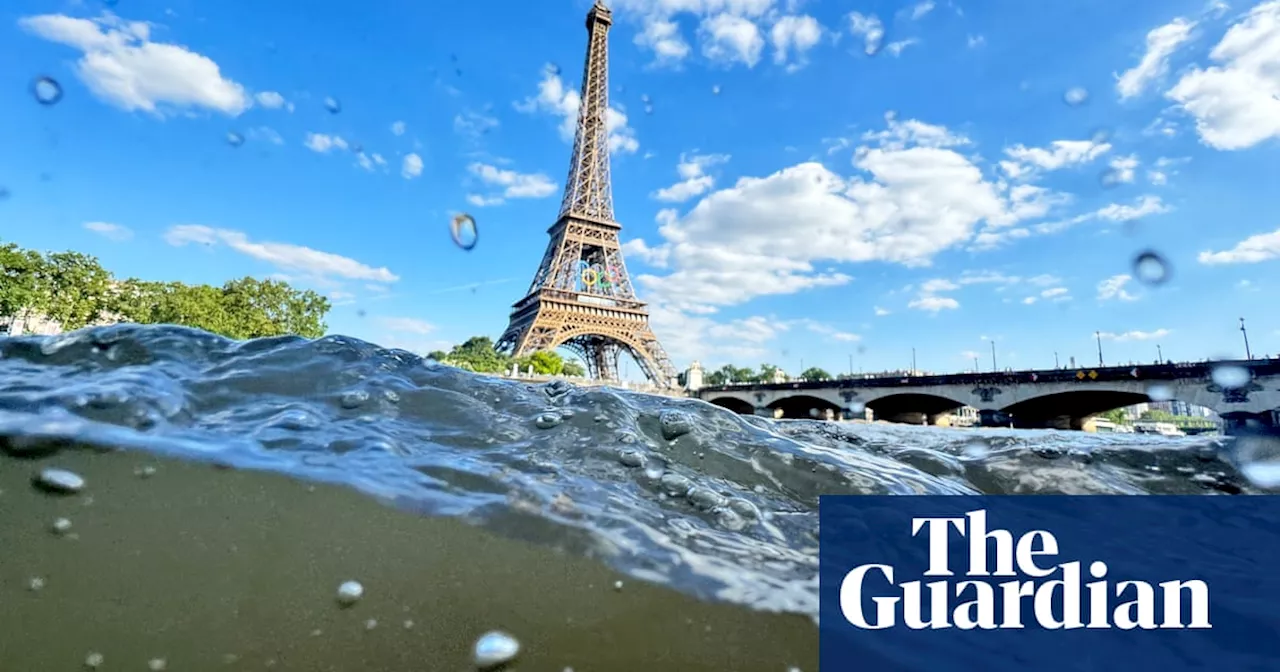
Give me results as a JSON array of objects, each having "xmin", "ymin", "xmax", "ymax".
[{"xmin": 819, "ymin": 496, "xmax": 1280, "ymax": 671}]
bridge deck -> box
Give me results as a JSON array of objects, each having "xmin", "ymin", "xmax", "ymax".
[{"xmin": 698, "ymin": 359, "xmax": 1280, "ymax": 394}]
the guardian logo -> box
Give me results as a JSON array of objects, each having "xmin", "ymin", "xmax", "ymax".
[{"xmin": 840, "ymin": 509, "xmax": 1211, "ymax": 631}]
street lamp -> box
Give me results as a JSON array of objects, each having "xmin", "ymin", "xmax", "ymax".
[
  {"xmin": 1095, "ymin": 331, "xmax": 1104, "ymax": 367},
  {"xmin": 911, "ymin": 347, "xmax": 917, "ymax": 375},
  {"xmin": 1240, "ymin": 317, "xmax": 1253, "ymax": 360},
  {"xmin": 1157, "ymin": 344, "xmax": 1163, "ymax": 363},
  {"xmin": 1054, "ymin": 351, "xmax": 1059, "ymax": 368},
  {"xmin": 973, "ymin": 356, "xmax": 979, "ymax": 372},
  {"xmin": 990, "ymin": 341, "xmax": 997, "ymax": 372}
]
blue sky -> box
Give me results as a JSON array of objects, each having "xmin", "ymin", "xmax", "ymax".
[{"xmin": 2, "ymin": 0, "xmax": 1278, "ymax": 379}]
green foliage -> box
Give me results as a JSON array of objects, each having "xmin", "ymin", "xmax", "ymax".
[
  {"xmin": 0, "ymin": 239, "xmax": 330, "ymax": 339},
  {"xmin": 433, "ymin": 336, "xmax": 587, "ymax": 378},
  {"xmin": 1098, "ymin": 408, "xmax": 1129, "ymax": 424},
  {"xmin": 800, "ymin": 366, "xmax": 832, "ymax": 381}
]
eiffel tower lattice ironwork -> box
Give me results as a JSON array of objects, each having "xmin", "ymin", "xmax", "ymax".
[{"xmin": 495, "ymin": 0, "xmax": 677, "ymax": 387}]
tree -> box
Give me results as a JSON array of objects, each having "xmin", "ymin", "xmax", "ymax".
[
  {"xmin": 519, "ymin": 350, "xmax": 565, "ymax": 375},
  {"xmin": 0, "ymin": 238, "xmax": 331, "ymax": 340},
  {"xmin": 1139, "ymin": 409, "xmax": 1177, "ymax": 423},
  {"xmin": 757, "ymin": 363, "xmax": 780, "ymax": 382},
  {"xmin": 562, "ymin": 359, "xmax": 586, "ymax": 377},
  {"xmin": 1098, "ymin": 408, "xmax": 1129, "ymax": 424},
  {"xmin": 800, "ymin": 366, "xmax": 832, "ymax": 381}
]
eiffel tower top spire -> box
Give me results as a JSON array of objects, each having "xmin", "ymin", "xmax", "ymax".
[{"xmin": 558, "ymin": 0, "xmax": 615, "ymax": 223}]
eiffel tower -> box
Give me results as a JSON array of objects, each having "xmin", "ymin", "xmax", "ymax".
[{"xmin": 495, "ymin": 0, "xmax": 678, "ymax": 388}]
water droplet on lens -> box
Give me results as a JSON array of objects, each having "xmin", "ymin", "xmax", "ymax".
[
  {"xmin": 450, "ymin": 213, "xmax": 478, "ymax": 250},
  {"xmin": 1090, "ymin": 127, "xmax": 1111, "ymax": 144},
  {"xmin": 336, "ymin": 580, "xmax": 364, "ymax": 606},
  {"xmin": 1099, "ymin": 169, "xmax": 1122, "ymax": 188},
  {"xmin": 1132, "ymin": 250, "xmax": 1170, "ymax": 286},
  {"xmin": 1212, "ymin": 365, "xmax": 1250, "ymax": 388},
  {"xmin": 1236, "ymin": 437, "xmax": 1280, "ymax": 489},
  {"xmin": 85, "ymin": 652, "xmax": 104, "ymax": 668},
  {"xmin": 1063, "ymin": 86, "xmax": 1088, "ymax": 106},
  {"xmin": 644, "ymin": 103, "xmax": 654, "ymax": 115},
  {"xmin": 1148, "ymin": 384, "xmax": 1174, "ymax": 401},
  {"xmin": 849, "ymin": 401, "xmax": 866, "ymax": 414},
  {"xmin": 474, "ymin": 631, "xmax": 520, "ymax": 668},
  {"xmin": 641, "ymin": 93, "xmax": 651, "ymax": 103},
  {"xmin": 32, "ymin": 76, "xmax": 63, "ymax": 105},
  {"xmin": 226, "ymin": 131, "xmax": 244, "ymax": 147},
  {"xmin": 712, "ymin": 84, "xmax": 721, "ymax": 95},
  {"xmin": 34, "ymin": 468, "xmax": 85, "ymax": 494},
  {"xmin": 0, "ymin": 186, "xmax": 10, "ymax": 201},
  {"xmin": 324, "ymin": 96, "xmax": 341, "ymax": 113}
]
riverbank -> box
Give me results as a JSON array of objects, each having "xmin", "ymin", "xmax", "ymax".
[{"xmin": 0, "ymin": 448, "xmax": 817, "ymax": 671}]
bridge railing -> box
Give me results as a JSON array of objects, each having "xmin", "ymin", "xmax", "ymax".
[{"xmin": 697, "ymin": 358, "xmax": 1280, "ymax": 394}]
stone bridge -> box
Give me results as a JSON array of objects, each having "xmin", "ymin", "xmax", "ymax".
[{"xmin": 694, "ymin": 359, "xmax": 1280, "ymax": 433}]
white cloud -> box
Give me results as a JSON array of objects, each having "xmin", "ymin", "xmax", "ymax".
[
  {"xmin": 653, "ymin": 153, "xmax": 730, "ymax": 202},
  {"xmin": 516, "ymin": 64, "xmax": 639, "ymax": 154},
  {"xmin": 390, "ymin": 120, "xmax": 406, "ymax": 136},
  {"xmin": 770, "ymin": 15, "xmax": 821, "ymax": 70},
  {"xmin": 910, "ymin": 1, "xmax": 936, "ymax": 20},
  {"xmin": 874, "ymin": 306, "xmax": 890, "ymax": 316},
  {"xmin": 1198, "ymin": 226, "xmax": 1280, "ymax": 264},
  {"xmin": 379, "ymin": 317, "xmax": 435, "ymax": 335},
  {"xmin": 304, "ymin": 133, "xmax": 348, "ymax": 153},
  {"xmin": 967, "ymin": 34, "xmax": 986, "ymax": 48},
  {"xmin": 1166, "ymin": 1, "xmax": 1280, "ymax": 150},
  {"xmin": 83, "ymin": 221, "xmax": 132, "ymax": 241},
  {"xmin": 847, "ymin": 12, "xmax": 885, "ymax": 55},
  {"xmin": 636, "ymin": 17, "xmax": 692, "ymax": 67},
  {"xmin": 466, "ymin": 194, "xmax": 505, "ymax": 208},
  {"xmin": 467, "ymin": 162, "xmax": 556, "ymax": 204},
  {"xmin": 254, "ymin": 91, "xmax": 289, "ymax": 111},
  {"xmin": 163, "ymin": 225, "xmax": 399, "ymax": 284},
  {"xmin": 1097, "ymin": 274, "xmax": 1139, "ymax": 301},
  {"xmin": 1116, "ymin": 17, "xmax": 1197, "ymax": 99},
  {"xmin": 18, "ymin": 12, "xmax": 249, "ymax": 115},
  {"xmin": 699, "ymin": 13, "xmax": 765, "ymax": 67},
  {"xmin": 910, "ymin": 295, "xmax": 960, "ymax": 312},
  {"xmin": 453, "ymin": 110, "xmax": 498, "ymax": 138},
  {"xmin": 1041, "ymin": 287, "xmax": 1071, "ymax": 300},
  {"xmin": 976, "ymin": 194, "xmax": 1172, "ymax": 249},
  {"xmin": 1104, "ymin": 154, "xmax": 1139, "ymax": 184},
  {"xmin": 402, "ymin": 153, "xmax": 423, "ymax": 179},
  {"xmin": 1001, "ymin": 138, "xmax": 1111, "ymax": 178},
  {"xmin": 885, "ymin": 39, "xmax": 919, "ymax": 57},
  {"xmin": 1099, "ymin": 329, "xmax": 1170, "ymax": 342}
]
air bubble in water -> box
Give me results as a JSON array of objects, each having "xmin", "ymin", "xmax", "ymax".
[
  {"xmin": 1212, "ymin": 365, "xmax": 1250, "ymax": 388},
  {"xmin": 961, "ymin": 441, "xmax": 990, "ymax": 459},
  {"xmin": 324, "ymin": 96, "xmax": 341, "ymax": 113},
  {"xmin": 336, "ymin": 580, "xmax": 364, "ymax": 606},
  {"xmin": 148, "ymin": 658, "xmax": 167, "ymax": 671},
  {"xmin": 1132, "ymin": 250, "xmax": 1170, "ymax": 286},
  {"xmin": 535, "ymin": 412, "xmax": 562, "ymax": 429},
  {"xmin": 85, "ymin": 652, "xmax": 104, "ymax": 668},
  {"xmin": 474, "ymin": 631, "xmax": 520, "ymax": 669},
  {"xmin": 1148, "ymin": 384, "xmax": 1174, "ymax": 401},
  {"xmin": 1063, "ymin": 87, "xmax": 1088, "ymax": 106},
  {"xmin": 618, "ymin": 449, "xmax": 645, "ymax": 467},
  {"xmin": 32, "ymin": 76, "xmax": 63, "ymax": 105},
  {"xmin": 34, "ymin": 468, "xmax": 85, "ymax": 494},
  {"xmin": 51, "ymin": 517, "xmax": 72, "ymax": 535},
  {"xmin": 451, "ymin": 213, "xmax": 478, "ymax": 250},
  {"xmin": 226, "ymin": 131, "xmax": 245, "ymax": 147},
  {"xmin": 28, "ymin": 576, "xmax": 45, "ymax": 591}
]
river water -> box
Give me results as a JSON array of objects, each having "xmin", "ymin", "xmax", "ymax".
[{"xmin": 0, "ymin": 325, "xmax": 1274, "ymax": 631}]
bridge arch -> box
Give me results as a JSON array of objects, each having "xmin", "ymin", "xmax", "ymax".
[
  {"xmin": 708, "ymin": 396, "xmax": 755, "ymax": 415},
  {"xmin": 865, "ymin": 393, "xmax": 966, "ymax": 425},
  {"xmin": 768, "ymin": 394, "xmax": 843, "ymax": 420},
  {"xmin": 999, "ymin": 390, "xmax": 1151, "ymax": 429}
]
